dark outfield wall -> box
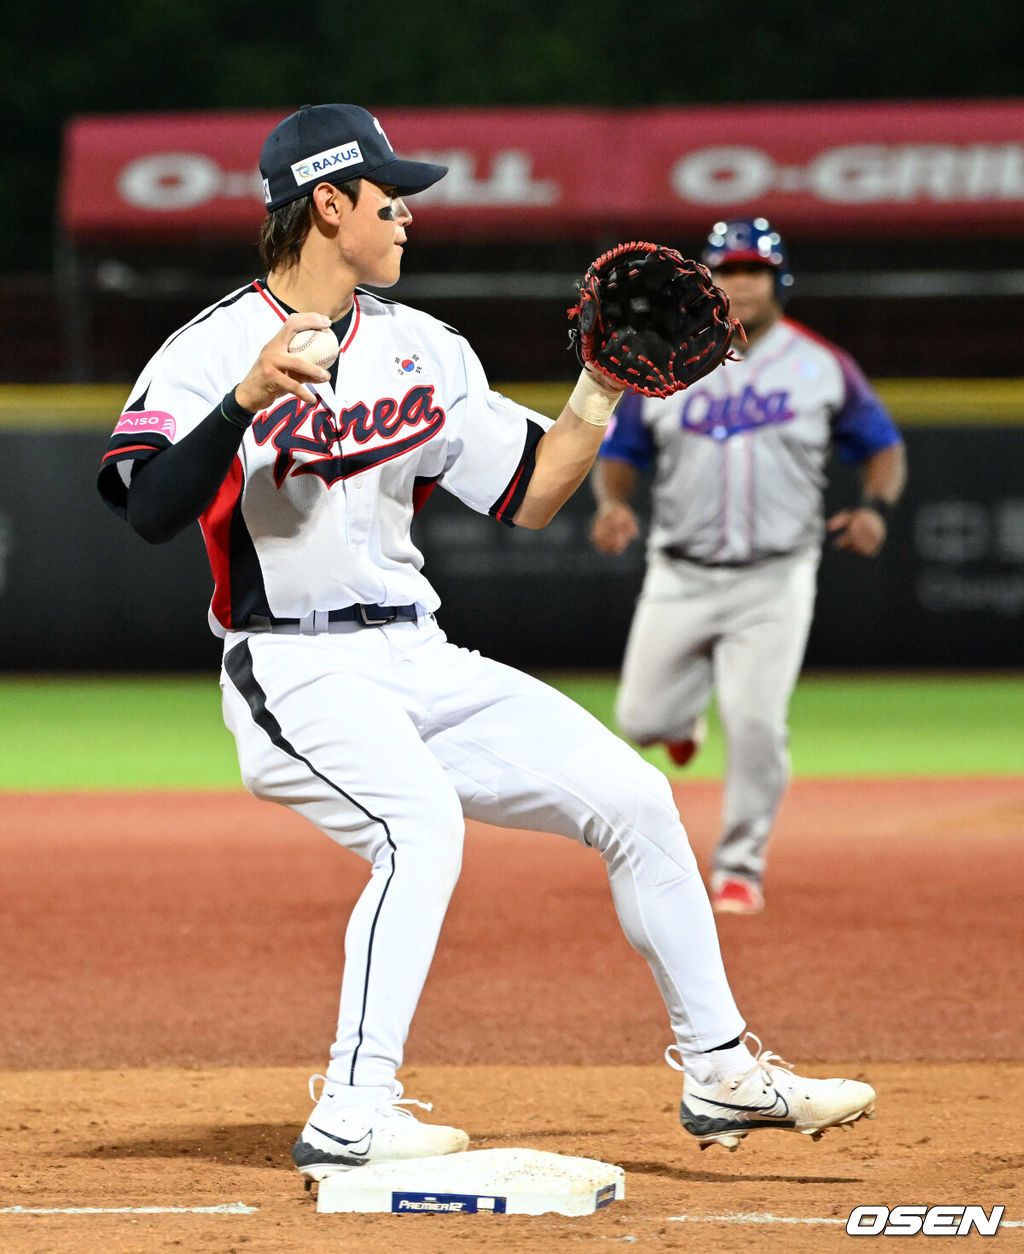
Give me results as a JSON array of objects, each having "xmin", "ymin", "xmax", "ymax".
[{"xmin": 0, "ymin": 426, "xmax": 1021, "ymax": 671}]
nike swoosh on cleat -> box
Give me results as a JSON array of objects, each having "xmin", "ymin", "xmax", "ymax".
[
  {"xmin": 696, "ymin": 1093, "xmax": 791, "ymax": 1118},
  {"xmin": 308, "ymin": 1122, "xmax": 373, "ymax": 1156},
  {"xmin": 679, "ymin": 1099, "xmax": 797, "ymax": 1136}
]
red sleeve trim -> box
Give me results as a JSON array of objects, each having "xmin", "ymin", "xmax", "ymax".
[
  {"xmin": 199, "ymin": 457, "xmax": 245, "ymax": 631},
  {"xmin": 489, "ymin": 419, "xmax": 545, "ymax": 527},
  {"xmin": 101, "ymin": 442, "xmax": 164, "ymax": 461}
]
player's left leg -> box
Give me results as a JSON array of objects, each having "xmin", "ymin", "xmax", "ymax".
[
  {"xmin": 710, "ymin": 548, "xmax": 819, "ymax": 904},
  {"xmin": 412, "ymin": 618, "xmax": 875, "ymax": 1153},
  {"xmin": 411, "ymin": 619, "xmax": 744, "ymax": 1059}
]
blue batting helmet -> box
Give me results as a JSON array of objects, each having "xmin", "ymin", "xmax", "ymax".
[{"xmin": 702, "ymin": 217, "xmax": 794, "ymax": 303}]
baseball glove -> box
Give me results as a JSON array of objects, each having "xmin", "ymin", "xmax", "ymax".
[{"xmin": 567, "ymin": 241, "xmax": 742, "ymax": 397}]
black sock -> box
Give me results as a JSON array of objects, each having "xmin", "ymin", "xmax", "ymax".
[{"xmin": 703, "ymin": 1037, "xmax": 741, "ymax": 1053}]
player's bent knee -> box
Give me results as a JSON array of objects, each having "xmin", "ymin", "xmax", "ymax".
[
  {"xmin": 582, "ymin": 747, "xmax": 690, "ymax": 851},
  {"xmin": 613, "ymin": 699, "xmax": 648, "ymax": 745},
  {"xmin": 614, "ymin": 694, "xmax": 669, "ymax": 746},
  {"xmin": 385, "ymin": 829, "xmax": 464, "ymax": 899}
]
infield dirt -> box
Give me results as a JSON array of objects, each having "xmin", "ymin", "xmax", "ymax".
[{"xmin": 1, "ymin": 778, "xmax": 1021, "ymax": 1252}]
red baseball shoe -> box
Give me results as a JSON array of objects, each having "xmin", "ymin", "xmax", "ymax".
[
  {"xmin": 710, "ymin": 876, "xmax": 764, "ymax": 915},
  {"xmin": 664, "ymin": 716, "xmax": 707, "ymax": 767}
]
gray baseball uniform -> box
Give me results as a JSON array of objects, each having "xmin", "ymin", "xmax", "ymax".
[{"xmin": 599, "ymin": 316, "xmax": 902, "ymax": 883}]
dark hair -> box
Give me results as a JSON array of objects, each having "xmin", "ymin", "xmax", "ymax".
[{"xmin": 257, "ymin": 178, "xmax": 361, "ymax": 271}]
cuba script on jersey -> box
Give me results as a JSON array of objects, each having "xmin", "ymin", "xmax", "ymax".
[
  {"xmin": 679, "ymin": 384, "xmax": 797, "ymax": 440},
  {"xmin": 599, "ymin": 317, "xmax": 899, "ymax": 565}
]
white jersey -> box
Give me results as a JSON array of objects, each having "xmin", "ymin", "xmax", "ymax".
[
  {"xmin": 99, "ymin": 282, "xmax": 551, "ymax": 635},
  {"xmin": 600, "ymin": 318, "xmax": 901, "ymax": 565}
]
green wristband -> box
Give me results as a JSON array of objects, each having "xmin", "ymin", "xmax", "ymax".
[{"xmin": 220, "ymin": 390, "xmax": 256, "ymax": 430}]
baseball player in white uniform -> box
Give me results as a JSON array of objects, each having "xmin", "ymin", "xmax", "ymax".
[
  {"xmin": 98, "ymin": 116, "xmax": 875, "ymax": 1182},
  {"xmin": 591, "ymin": 217, "xmax": 906, "ymax": 916}
]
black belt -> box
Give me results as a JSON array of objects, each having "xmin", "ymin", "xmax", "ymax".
[
  {"xmin": 661, "ymin": 546, "xmax": 748, "ymax": 568},
  {"xmin": 245, "ymin": 604, "xmax": 419, "ymax": 632},
  {"xmin": 661, "ymin": 545, "xmax": 787, "ymax": 568}
]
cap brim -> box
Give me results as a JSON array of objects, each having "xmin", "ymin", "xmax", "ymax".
[{"xmin": 365, "ymin": 157, "xmax": 449, "ymax": 195}]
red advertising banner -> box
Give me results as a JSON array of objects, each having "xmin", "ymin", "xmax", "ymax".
[{"xmin": 59, "ymin": 100, "xmax": 1024, "ymax": 243}]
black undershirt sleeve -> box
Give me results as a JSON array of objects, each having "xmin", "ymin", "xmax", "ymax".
[{"xmin": 126, "ymin": 392, "xmax": 254, "ymax": 544}]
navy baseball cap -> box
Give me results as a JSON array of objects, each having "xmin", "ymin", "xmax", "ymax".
[{"xmin": 259, "ymin": 104, "xmax": 448, "ymax": 212}]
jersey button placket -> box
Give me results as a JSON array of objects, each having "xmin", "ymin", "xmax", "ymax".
[
  {"xmin": 346, "ymin": 463, "xmax": 379, "ymax": 567},
  {"xmin": 322, "ymin": 386, "xmax": 355, "ymax": 552}
]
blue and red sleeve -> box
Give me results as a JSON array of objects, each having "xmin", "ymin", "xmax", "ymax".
[
  {"xmin": 830, "ymin": 349, "xmax": 902, "ymax": 465},
  {"xmin": 597, "ymin": 390, "xmax": 655, "ymax": 471}
]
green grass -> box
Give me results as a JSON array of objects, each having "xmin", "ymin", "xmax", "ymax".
[
  {"xmin": 0, "ymin": 677, "xmax": 235, "ymax": 791},
  {"xmin": 0, "ymin": 673, "xmax": 1021, "ymax": 791},
  {"xmin": 552, "ymin": 673, "xmax": 1024, "ymax": 779}
]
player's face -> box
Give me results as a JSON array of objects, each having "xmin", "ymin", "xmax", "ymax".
[
  {"xmin": 710, "ymin": 262, "xmax": 781, "ymax": 338},
  {"xmin": 343, "ymin": 180, "xmax": 413, "ymax": 289}
]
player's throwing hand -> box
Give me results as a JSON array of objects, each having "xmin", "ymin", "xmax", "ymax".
[{"xmin": 235, "ymin": 312, "xmax": 334, "ymax": 412}]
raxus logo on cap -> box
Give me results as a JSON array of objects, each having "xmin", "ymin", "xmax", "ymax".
[
  {"xmin": 291, "ymin": 141, "xmax": 364, "ymax": 189},
  {"xmin": 260, "ymin": 103, "xmax": 448, "ymax": 212}
]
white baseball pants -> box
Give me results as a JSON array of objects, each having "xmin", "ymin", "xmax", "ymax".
[
  {"xmin": 220, "ymin": 615, "xmax": 743, "ymax": 1087},
  {"xmin": 615, "ymin": 547, "xmax": 820, "ymax": 885}
]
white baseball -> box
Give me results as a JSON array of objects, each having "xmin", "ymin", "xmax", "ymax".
[{"xmin": 287, "ymin": 327, "xmax": 340, "ymax": 369}]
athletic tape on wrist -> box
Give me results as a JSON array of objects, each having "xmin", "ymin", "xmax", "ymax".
[{"xmin": 568, "ymin": 370, "xmax": 623, "ymax": 427}]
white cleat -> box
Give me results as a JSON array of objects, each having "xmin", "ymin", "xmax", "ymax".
[
  {"xmin": 292, "ymin": 1076, "xmax": 469, "ymax": 1186},
  {"xmin": 668, "ymin": 1035, "xmax": 876, "ymax": 1152}
]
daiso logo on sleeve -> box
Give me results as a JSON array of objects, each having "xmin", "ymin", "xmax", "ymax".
[{"xmin": 113, "ymin": 410, "xmax": 176, "ymax": 440}]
